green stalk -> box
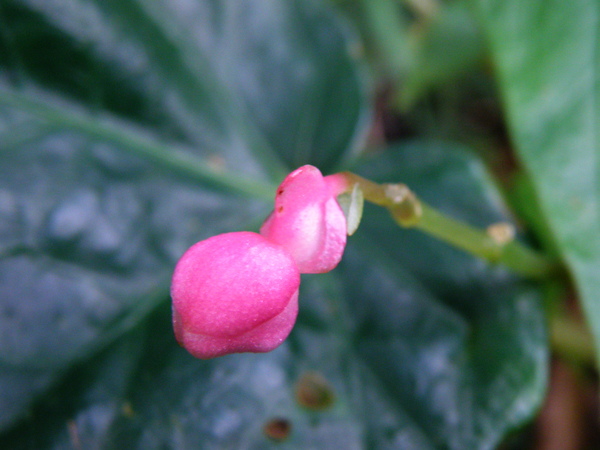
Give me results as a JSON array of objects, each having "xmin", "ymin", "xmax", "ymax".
[
  {"xmin": 416, "ymin": 202, "xmax": 557, "ymax": 278},
  {"xmin": 341, "ymin": 172, "xmax": 559, "ymax": 279}
]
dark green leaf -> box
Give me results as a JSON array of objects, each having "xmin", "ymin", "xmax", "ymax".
[
  {"xmin": 0, "ymin": 325, "xmax": 146, "ymax": 449},
  {"xmin": 399, "ymin": 1, "xmax": 484, "ymax": 108},
  {"xmin": 2, "ymin": 143, "xmax": 547, "ymax": 449},
  {"xmin": 342, "ymin": 143, "xmax": 547, "ymax": 448},
  {"xmin": 0, "ymin": 0, "xmax": 369, "ymax": 431}
]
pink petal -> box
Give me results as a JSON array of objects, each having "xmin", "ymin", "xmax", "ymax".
[
  {"xmin": 174, "ymin": 290, "xmax": 299, "ymax": 359},
  {"xmin": 171, "ymin": 231, "xmax": 300, "ymax": 359}
]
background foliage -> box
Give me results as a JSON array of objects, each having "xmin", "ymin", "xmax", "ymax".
[{"xmin": 0, "ymin": 0, "xmax": 595, "ymax": 448}]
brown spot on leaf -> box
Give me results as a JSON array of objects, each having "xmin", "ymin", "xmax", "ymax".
[
  {"xmin": 263, "ymin": 417, "xmax": 292, "ymax": 441},
  {"xmin": 295, "ymin": 371, "xmax": 335, "ymax": 410}
]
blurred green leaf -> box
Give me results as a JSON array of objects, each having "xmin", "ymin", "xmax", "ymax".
[
  {"xmin": 335, "ymin": 0, "xmax": 484, "ymax": 109},
  {"xmin": 398, "ymin": 1, "xmax": 484, "ymax": 109},
  {"xmin": 474, "ymin": 0, "xmax": 600, "ymax": 363}
]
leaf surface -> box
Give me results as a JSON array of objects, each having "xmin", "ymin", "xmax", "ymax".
[{"xmin": 0, "ymin": 0, "xmax": 368, "ymax": 430}]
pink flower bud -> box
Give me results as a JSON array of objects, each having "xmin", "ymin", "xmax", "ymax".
[
  {"xmin": 260, "ymin": 165, "xmax": 347, "ymax": 274},
  {"xmin": 171, "ymin": 231, "xmax": 300, "ymax": 359}
]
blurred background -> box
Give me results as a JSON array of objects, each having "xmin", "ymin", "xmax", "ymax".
[{"xmin": 0, "ymin": 0, "xmax": 598, "ymax": 448}]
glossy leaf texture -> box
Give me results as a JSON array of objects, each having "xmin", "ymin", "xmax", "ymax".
[
  {"xmin": 473, "ymin": 0, "xmax": 600, "ymax": 363},
  {"xmin": 0, "ymin": 0, "xmax": 547, "ymax": 448},
  {"xmin": 0, "ymin": 0, "xmax": 368, "ymax": 431}
]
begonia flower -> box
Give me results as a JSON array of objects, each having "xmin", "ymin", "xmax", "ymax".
[
  {"xmin": 260, "ymin": 165, "xmax": 347, "ymax": 273},
  {"xmin": 171, "ymin": 231, "xmax": 300, "ymax": 359}
]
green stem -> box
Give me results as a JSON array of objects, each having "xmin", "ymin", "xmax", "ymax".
[
  {"xmin": 417, "ymin": 203, "xmax": 556, "ymax": 278},
  {"xmin": 341, "ymin": 172, "xmax": 559, "ymax": 279}
]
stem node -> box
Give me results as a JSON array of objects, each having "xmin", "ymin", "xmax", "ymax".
[{"xmin": 384, "ymin": 184, "xmax": 422, "ymax": 227}]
